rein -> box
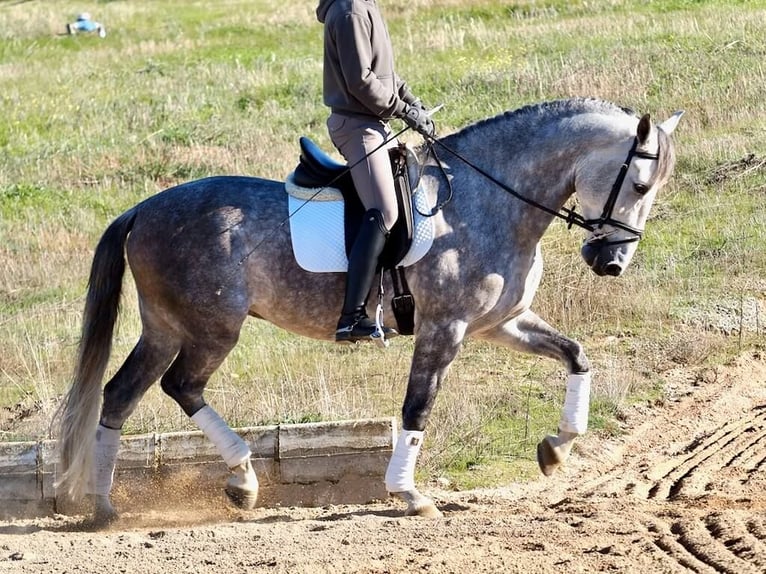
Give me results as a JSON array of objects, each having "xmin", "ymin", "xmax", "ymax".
[
  {"xmin": 422, "ymin": 132, "xmax": 660, "ymax": 246},
  {"xmin": 239, "ymin": 114, "xmax": 659, "ymax": 265},
  {"xmin": 419, "ymin": 137, "xmax": 591, "ymax": 231}
]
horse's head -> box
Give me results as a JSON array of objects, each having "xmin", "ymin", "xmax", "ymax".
[{"xmin": 577, "ymin": 111, "xmax": 683, "ymax": 276}]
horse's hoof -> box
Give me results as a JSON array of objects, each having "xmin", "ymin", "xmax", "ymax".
[
  {"xmin": 536, "ymin": 438, "xmax": 561, "ymax": 477},
  {"xmin": 404, "ymin": 501, "xmax": 443, "ymax": 518},
  {"xmin": 225, "ymin": 459, "xmax": 259, "ymax": 510},
  {"xmin": 537, "ymin": 430, "xmax": 578, "ymax": 476},
  {"xmin": 91, "ymin": 497, "xmax": 119, "ymax": 528},
  {"xmin": 225, "ymin": 485, "xmax": 259, "ymax": 510},
  {"xmin": 391, "ymin": 490, "xmax": 443, "ymax": 519},
  {"xmin": 92, "ymin": 508, "xmax": 119, "ymax": 528}
]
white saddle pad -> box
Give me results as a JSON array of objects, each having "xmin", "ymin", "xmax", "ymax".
[{"xmin": 285, "ymin": 173, "xmax": 435, "ymax": 273}]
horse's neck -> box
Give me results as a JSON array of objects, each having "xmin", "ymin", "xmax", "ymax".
[{"xmin": 428, "ymin": 128, "xmax": 577, "ymax": 243}]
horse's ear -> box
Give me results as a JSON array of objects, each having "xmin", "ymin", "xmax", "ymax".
[
  {"xmin": 637, "ymin": 114, "xmax": 651, "ymax": 144},
  {"xmin": 658, "ymin": 110, "xmax": 684, "ymax": 135}
]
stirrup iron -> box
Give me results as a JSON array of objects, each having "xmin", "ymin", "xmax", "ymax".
[
  {"xmin": 371, "ymin": 273, "xmax": 390, "ymax": 348},
  {"xmin": 372, "ymin": 302, "xmax": 389, "ymax": 348}
]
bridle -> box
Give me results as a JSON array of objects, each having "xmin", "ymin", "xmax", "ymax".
[
  {"xmin": 582, "ymin": 137, "xmax": 660, "ymax": 247},
  {"xmin": 422, "ymin": 134, "xmax": 661, "ymax": 248}
]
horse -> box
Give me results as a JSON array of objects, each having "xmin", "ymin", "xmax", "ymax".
[{"xmin": 56, "ymin": 98, "xmax": 683, "ymax": 524}]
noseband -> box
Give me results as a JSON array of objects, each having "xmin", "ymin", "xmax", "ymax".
[{"xmin": 583, "ymin": 137, "xmax": 660, "ymax": 247}]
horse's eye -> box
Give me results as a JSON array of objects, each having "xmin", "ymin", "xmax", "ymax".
[{"xmin": 633, "ymin": 183, "xmax": 649, "ymax": 195}]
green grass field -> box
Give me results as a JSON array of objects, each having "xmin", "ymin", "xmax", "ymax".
[{"xmin": 1, "ymin": 0, "xmax": 764, "ymax": 488}]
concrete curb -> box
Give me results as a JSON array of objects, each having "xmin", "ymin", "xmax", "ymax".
[{"xmin": 0, "ymin": 417, "xmax": 395, "ymax": 520}]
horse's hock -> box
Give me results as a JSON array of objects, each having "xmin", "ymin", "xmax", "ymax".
[{"xmin": 0, "ymin": 418, "xmax": 394, "ymax": 520}]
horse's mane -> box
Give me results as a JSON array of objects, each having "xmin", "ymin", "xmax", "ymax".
[{"xmin": 452, "ymin": 97, "xmax": 636, "ymax": 140}]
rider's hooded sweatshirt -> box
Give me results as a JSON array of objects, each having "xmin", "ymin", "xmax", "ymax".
[{"xmin": 316, "ymin": 0, "xmax": 416, "ymax": 119}]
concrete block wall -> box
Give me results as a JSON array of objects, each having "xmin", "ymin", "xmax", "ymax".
[{"xmin": 0, "ymin": 417, "xmax": 395, "ymax": 520}]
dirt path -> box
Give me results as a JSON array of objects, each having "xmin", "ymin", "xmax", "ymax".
[{"xmin": 2, "ymin": 351, "xmax": 765, "ymax": 574}]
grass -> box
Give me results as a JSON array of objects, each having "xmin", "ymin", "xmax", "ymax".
[{"xmin": 1, "ymin": 0, "xmax": 765, "ymax": 489}]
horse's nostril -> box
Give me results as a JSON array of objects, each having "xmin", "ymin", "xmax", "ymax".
[{"xmin": 603, "ymin": 263, "xmax": 622, "ymax": 277}]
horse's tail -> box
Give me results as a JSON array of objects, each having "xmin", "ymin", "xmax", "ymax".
[{"xmin": 55, "ymin": 208, "xmax": 137, "ymax": 501}]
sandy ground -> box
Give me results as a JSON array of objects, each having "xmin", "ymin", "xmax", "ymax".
[{"xmin": 1, "ymin": 350, "xmax": 765, "ymax": 574}]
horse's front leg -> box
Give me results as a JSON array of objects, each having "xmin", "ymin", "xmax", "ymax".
[
  {"xmin": 478, "ymin": 310, "xmax": 590, "ymax": 476},
  {"xmin": 386, "ymin": 320, "xmax": 467, "ymax": 518}
]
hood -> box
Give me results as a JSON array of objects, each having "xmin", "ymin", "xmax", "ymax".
[{"xmin": 316, "ymin": 0, "xmax": 336, "ymax": 23}]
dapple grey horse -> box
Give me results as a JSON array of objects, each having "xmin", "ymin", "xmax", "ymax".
[{"xmin": 56, "ymin": 98, "xmax": 682, "ymax": 524}]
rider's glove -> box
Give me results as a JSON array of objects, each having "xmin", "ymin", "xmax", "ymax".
[
  {"xmin": 408, "ymin": 98, "xmax": 427, "ymax": 113},
  {"xmin": 401, "ymin": 104, "xmax": 435, "ymax": 138}
]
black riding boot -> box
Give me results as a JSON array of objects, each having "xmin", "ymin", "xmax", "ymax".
[{"xmin": 335, "ymin": 209, "xmax": 399, "ymax": 343}]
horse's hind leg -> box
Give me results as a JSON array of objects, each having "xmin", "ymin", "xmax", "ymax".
[
  {"xmin": 91, "ymin": 333, "xmax": 179, "ymax": 524},
  {"xmin": 160, "ymin": 336, "xmax": 258, "ymax": 510},
  {"xmin": 386, "ymin": 320, "xmax": 467, "ymax": 518},
  {"xmin": 478, "ymin": 310, "xmax": 591, "ymax": 476}
]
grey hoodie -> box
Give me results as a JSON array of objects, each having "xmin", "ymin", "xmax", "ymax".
[{"xmin": 317, "ymin": 0, "xmax": 414, "ymax": 119}]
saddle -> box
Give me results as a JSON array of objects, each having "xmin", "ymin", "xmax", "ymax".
[
  {"xmin": 290, "ymin": 137, "xmax": 418, "ymax": 335},
  {"xmin": 292, "ymin": 137, "xmax": 415, "ymax": 271}
]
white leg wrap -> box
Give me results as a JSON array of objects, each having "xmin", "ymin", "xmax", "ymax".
[
  {"xmin": 191, "ymin": 405, "xmax": 251, "ymax": 468},
  {"xmin": 559, "ymin": 372, "xmax": 591, "ymax": 435},
  {"xmin": 385, "ymin": 429, "xmax": 424, "ymax": 493},
  {"xmin": 87, "ymin": 425, "xmax": 121, "ymax": 496}
]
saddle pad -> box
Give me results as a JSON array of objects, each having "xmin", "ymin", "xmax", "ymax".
[{"xmin": 287, "ymin": 180, "xmax": 435, "ymax": 273}]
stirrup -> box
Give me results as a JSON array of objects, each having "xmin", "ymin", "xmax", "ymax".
[{"xmin": 335, "ymin": 313, "xmax": 398, "ymax": 344}]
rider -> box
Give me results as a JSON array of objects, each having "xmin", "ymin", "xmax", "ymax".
[{"xmin": 316, "ymin": 0, "xmax": 436, "ymax": 343}]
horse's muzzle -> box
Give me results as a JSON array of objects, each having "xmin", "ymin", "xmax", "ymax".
[{"xmin": 581, "ymin": 242, "xmax": 626, "ymax": 277}]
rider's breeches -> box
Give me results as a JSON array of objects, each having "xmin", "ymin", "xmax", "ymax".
[{"xmin": 327, "ymin": 112, "xmax": 400, "ymax": 231}]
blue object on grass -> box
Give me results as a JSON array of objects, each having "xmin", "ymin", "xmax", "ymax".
[{"xmin": 67, "ymin": 13, "xmax": 106, "ymax": 37}]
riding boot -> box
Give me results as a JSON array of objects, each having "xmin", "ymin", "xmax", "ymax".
[{"xmin": 336, "ymin": 209, "xmax": 399, "ymax": 343}]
